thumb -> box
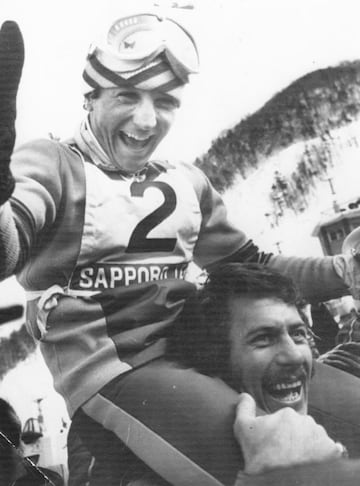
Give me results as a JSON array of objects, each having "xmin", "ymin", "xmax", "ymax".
[
  {"xmin": 0, "ymin": 20, "xmax": 24, "ymax": 106},
  {"xmin": 235, "ymin": 392, "xmax": 257, "ymax": 424},
  {"xmin": 0, "ymin": 21, "xmax": 24, "ymax": 68}
]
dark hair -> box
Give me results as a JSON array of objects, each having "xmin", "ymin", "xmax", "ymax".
[{"xmin": 167, "ymin": 263, "xmax": 307, "ymax": 385}]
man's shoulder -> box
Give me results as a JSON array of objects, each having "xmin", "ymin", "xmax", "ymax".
[
  {"xmin": 13, "ymin": 137, "xmax": 82, "ymax": 169},
  {"xmin": 11, "ymin": 137, "xmax": 85, "ymax": 189},
  {"xmin": 15, "ymin": 137, "xmax": 78, "ymax": 158}
]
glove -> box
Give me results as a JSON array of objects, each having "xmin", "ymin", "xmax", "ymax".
[
  {"xmin": 318, "ymin": 342, "xmax": 360, "ymax": 379},
  {"xmin": 0, "ymin": 21, "xmax": 24, "ymax": 205}
]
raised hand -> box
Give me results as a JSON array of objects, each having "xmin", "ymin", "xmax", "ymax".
[
  {"xmin": 0, "ymin": 21, "xmax": 24, "ymax": 205},
  {"xmin": 233, "ymin": 392, "xmax": 345, "ymax": 475}
]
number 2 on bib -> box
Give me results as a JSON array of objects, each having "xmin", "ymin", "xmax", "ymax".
[{"xmin": 126, "ymin": 180, "xmax": 177, "ymax": 253}]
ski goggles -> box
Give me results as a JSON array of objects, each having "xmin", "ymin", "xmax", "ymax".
[{"xmin": 83, "ymin": 13, "xmax": 199, "ymax": 96}]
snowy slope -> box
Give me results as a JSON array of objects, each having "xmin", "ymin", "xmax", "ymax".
[{"xmin": 223, "ymin": 120, "xmax": 360, "ymax": 256}]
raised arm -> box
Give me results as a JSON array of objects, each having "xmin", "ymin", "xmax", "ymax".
[{"xmin": 0, "ymin": 21, "xmax": 24, "ymax": 280}]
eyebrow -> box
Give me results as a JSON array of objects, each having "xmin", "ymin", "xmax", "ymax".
[
  {"xmin": 245, "ymin": 321, "xmax": 306, "ymax": 340},
  {"xmin": 153, "ymin": 89, "xmax": 180, "ymax": 103},
  {"xmin": 113, "ymin": 89, "xmax": 138, "ymax": 95},
  {"xmin": 245, "ymin": 326, "xmax": 278, "ymax": 340}
]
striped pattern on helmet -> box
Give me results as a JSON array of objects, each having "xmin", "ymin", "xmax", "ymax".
[
  {"xmin": 83, "ymin": 51, "xmax": 183, "ymax": 95},
  {"xmin": 82, "ymin": 13, "xmax": 198, "ymax": 99}
]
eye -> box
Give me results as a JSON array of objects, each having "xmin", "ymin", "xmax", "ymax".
[
  {"xmin": 250, "ymin": 334, "xmax": 274, "ymax": 348},
  {"xmin": 115, "ymin": 91, "xmax": 139, "ymax": 103},
  {"xmin": 291, "ymin": 327, "xmax": 308, "ymax": 343},
  {"xmin": 155, "ymin": 96, "xmax": 180, "ymax": 111}
]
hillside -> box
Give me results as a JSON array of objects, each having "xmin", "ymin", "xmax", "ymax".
[{"xmin": 195, "ymin": 60, "xmax": 360, "ymax": 192}]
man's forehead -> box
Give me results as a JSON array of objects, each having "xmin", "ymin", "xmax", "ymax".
[
  {"xmin": 106, "ymin": 85, "xmax": 184, "ymax": 103},
  {"xmin": 228, "ymin": 296, "xmax": 305, "ymax": 333}
]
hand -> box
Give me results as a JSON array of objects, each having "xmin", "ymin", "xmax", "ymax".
[
  {"xmin": 233, "ymin": 393, "xmax": 344, "ymax": 475},
  {"xmin": 334, "ymin": 228, "xmax": 360, "ymax": 300},
  {"xmin": 0, "ymin": 21, "xmax": 24, "ymax": 205},
  {"xmin": 319, "ymin": 342, "xmax": 360, "ymax": 378}
]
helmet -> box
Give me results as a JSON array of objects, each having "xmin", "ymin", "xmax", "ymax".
[{"xmin": 82, "ymin": 12, "xmax": 199, "ymax": 99}]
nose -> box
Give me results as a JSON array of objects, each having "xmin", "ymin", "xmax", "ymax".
[
  {"xmin": 133, "ymin": 95, "xmax": 157, "ymax": 130},
  {"xmin": 275, "ymin": 335, "xmax": 304, "ymax": 367}
]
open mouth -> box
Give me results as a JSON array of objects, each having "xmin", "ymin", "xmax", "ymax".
[
  {"xmin": 263, "ymin": 378, "xmax": 306, "ymax": 412},
  {"xmin": 119, "ymin": 131, "xmax": 153, "ymax": 150},
  {"xmin": 267, "ymin": 380, "xmax": 302, "ymax": 403}
]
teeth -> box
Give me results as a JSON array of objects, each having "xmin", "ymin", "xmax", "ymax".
[
  {"xmin": 279, "ymin": 390, "xmax": 300, "ymax": 402},
  {"xmin": 123, "ymin": 132, "xmax": 149, "ymax": 141},
  {"xmin": 273, "ymin": 380, "xmax": 301, "ymax": 390}
]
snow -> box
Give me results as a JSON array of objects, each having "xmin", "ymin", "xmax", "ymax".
[{"xmin": 223, "ymin": 120, "xmax": 360, "ymax": 256}]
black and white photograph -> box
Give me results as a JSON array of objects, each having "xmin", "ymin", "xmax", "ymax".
[{"xmin": 1, "ymin": 0, "xmax": 360, "ymax": 484}]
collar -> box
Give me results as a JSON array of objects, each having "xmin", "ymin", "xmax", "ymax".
[{"xmin": 73, "ymin": 117, "xmax": 175, "ymax": 179}]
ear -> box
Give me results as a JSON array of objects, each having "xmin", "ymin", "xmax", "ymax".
[{"xmin": 83, "ymin": 98, "xmax": 94, "ymax": 111}]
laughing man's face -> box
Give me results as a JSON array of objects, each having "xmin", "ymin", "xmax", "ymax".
[
  {"xmin": 228, "ymin": 296, "xmax": 313, "ymax": 415},
  {"xmin": 88, "ymin": 87, "xmax": 181, "ymax": 174}
]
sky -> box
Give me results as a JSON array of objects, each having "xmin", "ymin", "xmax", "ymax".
[{"xmin": 1, "ymin": 0, "xmax": 360, "ymax": 163}]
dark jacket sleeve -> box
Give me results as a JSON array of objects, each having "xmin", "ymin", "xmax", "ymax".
[
  {"xmin": 267, "ymin": 253, "xmax": 348, "ymax": 303},
  {"xmin": 184, "ymin": 162, "xmax": 349, "ymax": 303},
  {"xmin": 212, "ymin": 243, "xmax": 348, "ymax": 303}
]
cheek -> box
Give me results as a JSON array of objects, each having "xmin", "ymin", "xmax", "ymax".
[
  {"xmin": 304, "ymin": 346, "xmax": 314, "ymax": 374},
  {"xmin": 158, "ymin": 112, "xmax": 176, "ymax": 133},
  {"xmin": 242, "ymin": 351, "xmax": 274, "ymax": 391},
  {"xmin": 90, "ymin": 110, "xmax": 110, "ymax": 135},
  {"xmin": 244, "ymin": 361, "xmax": 264, "ymax": 388},
  {"xmin": 93, "ymin": 104, "xmax": 131, "ymax": 127},
  {"xmin": 231, "ymin": 352, "xmax": 264, "ymax": 392}
]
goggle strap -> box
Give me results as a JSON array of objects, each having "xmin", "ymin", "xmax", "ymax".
[
  {"xmin": 127, "ymin": 55, "xmax": 173, "ymax": 84},
  {"xmin": 82, "ymin": 69, "xmax": 101, "ymax": 90},
  {"xmin": 155, "ymin": 77, "xmax": 184, "ymax": 93},
  {"xmin": 87, "ymin": 55, "xmax": 133, "ymax": 87},
  {"xmin": 85, "ymin": 52, "xmax": 185, "ymax": 94},
  {"xmin": 164, "ymin": 49, "xmax": 191, "ymax": 83}
]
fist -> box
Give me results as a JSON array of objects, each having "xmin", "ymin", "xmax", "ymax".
[
  {"xmin": 234, "ymin": 393, "xmax": 344, "ymax": 475},
  {"xmin": 0, "ymin": 21, "xmax": 24, "ymax": 205}
]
